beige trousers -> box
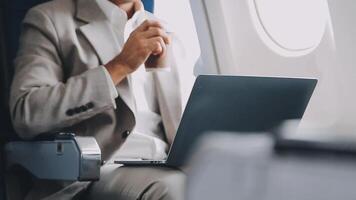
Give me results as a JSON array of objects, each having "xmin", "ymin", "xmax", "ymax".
[{"xmin": 83, "ymin": 164, "xmax": 186, "ymax": 200}]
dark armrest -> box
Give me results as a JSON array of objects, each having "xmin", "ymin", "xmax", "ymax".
[{"xmin": 4, "ymin": 133, "xmax": 101, "ymax": 181}]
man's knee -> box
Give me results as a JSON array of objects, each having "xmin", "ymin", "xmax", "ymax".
[{"xmin": 140, "ymin": 172, "xmax": 186, "ymax": 200}]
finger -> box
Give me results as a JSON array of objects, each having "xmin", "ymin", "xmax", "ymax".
[
  {"xmin": 152, "ymin": 37, "xmax": 167, "ymax": 56},
  {"xmin": 142, "ymin": 27, "xmax": 171, "ymax": 44},
  {"xmin": 135, "ymin": 20, "xmax": 163, "ymax": 32},
  {"xmin": 147, "ymin": 37, "xmax": 166, "ymax": 55}
]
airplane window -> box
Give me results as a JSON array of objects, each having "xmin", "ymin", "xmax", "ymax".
[
  {"xmin": 155, "ymin": 0, "xmax": 200, "ymax": 107},
  {"xmin": 251, "ymin": 0, "xmax": 330, "ymax": 57}
]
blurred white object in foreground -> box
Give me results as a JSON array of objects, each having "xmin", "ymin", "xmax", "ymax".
[{"xmin": 186, "ymin": 132, "xmax": 356, "ymax": 200}]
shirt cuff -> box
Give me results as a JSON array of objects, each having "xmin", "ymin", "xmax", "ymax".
[{"xmin": 101, "ymin": 66, "xmax": 119, "ymax": 108}]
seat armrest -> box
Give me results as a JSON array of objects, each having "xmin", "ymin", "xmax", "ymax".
[{"xmin": 4, "ymin": 133, "xmax": 101, "ymax": 181}]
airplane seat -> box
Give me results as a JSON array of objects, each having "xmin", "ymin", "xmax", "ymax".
[
  {"xmin": 1, "ymin": 0, "xmax": 100, "ymax": 199},
  {"xmin": 142, "ymin": 0, "xmax": 155, "ymax": 13},
  {"xmin": 0, "ymin": 0, "xmax": 155, "ymax": 199}
]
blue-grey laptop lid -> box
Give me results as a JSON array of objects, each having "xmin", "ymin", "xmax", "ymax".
[{"xmin": 167, "ymin": 75, "xmax": 317, "ymax": 167}]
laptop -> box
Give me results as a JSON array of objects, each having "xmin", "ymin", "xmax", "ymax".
[{"xmin": 115, "ymin": 75, "xmax": 317, "ymax": 167}]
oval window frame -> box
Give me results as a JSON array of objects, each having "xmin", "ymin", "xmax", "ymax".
[{"xmin": 248, "ymin": 0, "xmax": 329, "ymax": 57}]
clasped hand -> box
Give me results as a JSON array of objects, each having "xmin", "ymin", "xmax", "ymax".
[{"xmin": 105, "ymin": 20, "xmax": 171, "ymax": 85}]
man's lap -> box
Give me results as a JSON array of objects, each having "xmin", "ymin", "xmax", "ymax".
[{"xmin": 83, "ymin": 164, "xmax": 186, "ymax": 200}]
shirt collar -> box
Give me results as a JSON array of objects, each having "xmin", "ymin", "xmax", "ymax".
[{"xmin": 96, "ymin": 0, "xmax": 145, "ymax": 25}]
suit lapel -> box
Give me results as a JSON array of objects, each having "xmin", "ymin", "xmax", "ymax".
[
  {"xmin": 153, "ymin": 69, "xmax": 182, "ymax": 145},
  {"xmin": 76, "ymin": 0, "xmax": 136, "ymax": 115},
  {"xmin": 79, "ymin": 21, "xmax": 118, "ymax": 64}
]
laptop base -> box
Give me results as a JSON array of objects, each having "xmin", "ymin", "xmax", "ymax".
[{"xmin": 114, "ymin": 159, "xmax": 167, "ymax": 166}]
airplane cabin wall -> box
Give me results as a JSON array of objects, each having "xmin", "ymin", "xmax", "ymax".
[
  {"xmin": 212, "ymin": 0, "xmax": 356, "ymax": 134},
  {"xmin": 324, "ymin": 0, "xmax": 356, "ymax": 133}
]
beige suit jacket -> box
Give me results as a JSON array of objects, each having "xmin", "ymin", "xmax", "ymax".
[{"xmin": 9, "ymin": 0, "xmax": 182, "ymax": 199}]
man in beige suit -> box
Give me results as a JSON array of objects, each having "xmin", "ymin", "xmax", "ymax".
[{"xmin": 10, "ymin": 0, "xmax": 185, "ymax": 199}]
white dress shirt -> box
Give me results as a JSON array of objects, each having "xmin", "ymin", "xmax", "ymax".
[{"xmin": 97, "ymin": 0, "xmax": 169, "ymax": 160}]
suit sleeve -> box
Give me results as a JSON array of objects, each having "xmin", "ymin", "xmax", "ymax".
[{"xmin": 9, "ymin": 7, "xmax": 116, "ymax": 139}]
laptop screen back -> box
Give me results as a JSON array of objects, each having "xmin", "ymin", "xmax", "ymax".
[{"xmin": 167, "ymin": 75, "xmax": 317, "ymax": 167}]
